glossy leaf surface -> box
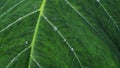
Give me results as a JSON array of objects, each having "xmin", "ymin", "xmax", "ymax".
[{"xmin": 0, "ymin": 0, "xmax": 120, "ymax": 68}]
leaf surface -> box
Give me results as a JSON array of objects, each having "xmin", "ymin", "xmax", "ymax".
[{"xmin": 0, "ymin": 0, "xmax": 120, "ymax": 68}]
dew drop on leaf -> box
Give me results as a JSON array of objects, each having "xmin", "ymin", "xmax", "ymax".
[
  {"xmin": 53, "ymin": 26, "xmax": 58, "ymax": 31},
  {"xmin": 96, "ymin": 0, "xmax": 100, "ymax": 3},
  {"xmin": 25, "ymin": 41, "xmax": 29, "ymax": 45}
]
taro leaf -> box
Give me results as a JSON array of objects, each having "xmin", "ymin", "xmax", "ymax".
[{"xmin": 0, "ymin": 0, "xmax": 120, "ymax": 68}]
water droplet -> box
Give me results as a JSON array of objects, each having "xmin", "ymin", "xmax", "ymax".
[
  {"xmin": 65, "ymin": 0, "xmax": 69, "ymax": 4},
  {"xmin": 96, "ymin": 0, "xmax": 100, "ymax": 2},
  {"xmin": 25, "ymin": 41, "xmax": 28, "ymax": 44},
  {"xmin": 54, "ymin": 27, "xmax": 58, "ymax": 31},
  {"xmin": 44, "ymin": 16, "xmax": 47, "ymax": 20},
  {"xmin": 18, "ymin": 17, "xmax": 22, "ymax": 20},
  {"xmin": 63, "ymin": 39, "xmax": 67, "ymax": 42},
  {"xmin": 71, "ymin": 48, "xmax": 74, "ymax": 51}
]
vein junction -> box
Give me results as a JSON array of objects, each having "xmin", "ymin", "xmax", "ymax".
[{"xmin": 28, "ymin": 0, "xmax": 46, "ymax": 68}]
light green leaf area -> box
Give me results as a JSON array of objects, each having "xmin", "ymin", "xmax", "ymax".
[{"xmin": 0, "ymin": 0, "xmax": 120, "ymax": 68}]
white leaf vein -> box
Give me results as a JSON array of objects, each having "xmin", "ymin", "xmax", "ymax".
[{"xmin": 0, "ymin": 9, "xmax": 39, "ymax": 33}]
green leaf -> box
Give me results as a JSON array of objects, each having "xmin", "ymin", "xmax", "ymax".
[{"xmin": 0, "ymin": 0, "xmax": 120, "ymax": 68}]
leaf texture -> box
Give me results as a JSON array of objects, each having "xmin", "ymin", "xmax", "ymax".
[{"xmin": 0, "ymin": 0, "xmax": 120, "ymax": 68}]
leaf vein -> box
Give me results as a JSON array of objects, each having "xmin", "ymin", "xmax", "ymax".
[
  {"xmin": 0, "ymin": 0, "xmax": 25, "ymax": 19},
  {"xmin": 28, "ymin": 0, "xmax": 46, "ymax": 68},
  {"xmin": 0, "ymin": 10, "xmax": 39, "ymax": 33},
  {"xmin": 43, "ymin": 15, "xmax": 83, "ymax": 68},
  {"xmin": 32, "ymin": 57, "xmax": 41, "ymax": 68},
  {"xmin": 96, "ymin": 0, "xmax": 120, "ymax": 31},
  {"xmin": 6, "ymin": 46, "xmax": 30, "ymax": 68}
]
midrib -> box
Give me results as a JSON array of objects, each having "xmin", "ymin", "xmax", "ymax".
[{"xmin": 28, "ymin": 0, "xmax": 46, "ymax": 68}]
